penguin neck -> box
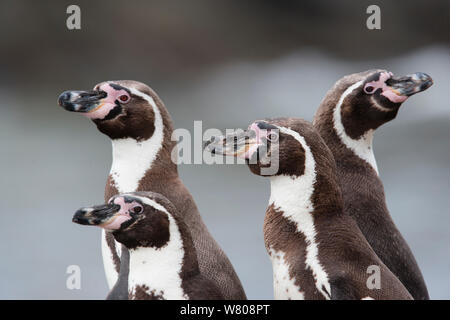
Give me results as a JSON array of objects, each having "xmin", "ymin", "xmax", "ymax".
[
  {"xmin": 314, "ymin": 81, "xmax": 379, "ymax": 175},
  {"xmin": 269, "ymin": 127, "xmax": 343, "ymax": 218},
  {"xmin": 269, "ymin": 174, "xmax": 316, "ymax": 219},
  {"xmin": 269, "ymin": 172, "xmax": 342, "ymax": 219},
  {"xmin": 110, "ymin": 136, "xmax": 177, "ymax": 194},
  {"xmin": 127, "ymin": 215, "xmax": 197, "ymax": 300},
  {"xmin": 109, "ymin": 106, "xmax": 178, "ymax": 196}
]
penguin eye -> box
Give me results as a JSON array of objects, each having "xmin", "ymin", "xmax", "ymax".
[
  {"xmin": 131, "ymin": 205, "xmax": 143, "ymax": 214},
  {"xmin": 119, "ymin": 94, "xmax": 130, "ymax": 103},
  {"xmin": 267, "ymin": 131, "xmax": 279, "ymax": 142},
  {"xmin": 364, "ymin": 85, "xmax": 375, "ymax": 94}
]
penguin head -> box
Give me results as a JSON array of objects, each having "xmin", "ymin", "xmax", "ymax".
[
  {"xmin": 58, "ymin": 80, "xmax": 168, "ymax": 141},
  {"xmin": 206, "ymin": 118, "xmax": 326, "ymax": 177},
  {"xmin": 322, "ymin": 70, "xmax": 433, "ymax": 139},
  {"xmin": 206, "ymin": 118, "xmax": 343, "ymax": 210},
  {"xmin": 73, "ymin": 192, "xmax": 178, "ymax": 249}
]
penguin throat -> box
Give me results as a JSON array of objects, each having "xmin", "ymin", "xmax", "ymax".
[
  {"xmin": 269, "ymin": 127, "xmax": 316, "ymax": 215},
  {"xmin": 333, "ymin": 81, "xmax": 379, "ymax": 174},
  {"xmin": 127, "ymin": 214, "xmax": 188, "ymax": 300},
  {"xmin": 110, "ymin": 88, "xmax": 165, "ymax": 193},
  {"xmin": 268, "ymin": 127, "xmax": 331, "ymax": 300}
]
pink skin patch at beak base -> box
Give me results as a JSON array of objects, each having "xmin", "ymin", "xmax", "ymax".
[
  {"xmin": 100, "ymin": 197, "xmax": 136, "ymax": 230},
  {"xmin": 84, "ymin": 83, "xmax": 129, "ymax": 120},
  {"xmin": 365, "ymin": 72, "xmax": 408, "ymax": 104},
  {"xmin": 101, "ymin": 215, "xmax": 131, "ymax": 231},
  {"xmin": 242, "ymin": 123, "xmax": 266, "ymax": 159},
  {"xmin": 243, "ymin": 144, "xmax": 259, "ymax": 160}
]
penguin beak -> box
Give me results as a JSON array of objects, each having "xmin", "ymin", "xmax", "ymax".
[
  {"xmin": 58, "ymin": 90, "xmax": 107, "ymax": 113},
  {"xmin": 205, "ymin": 129, "xmax": 259, "ymax": 159},
  {"xmin": 206, "ymin": 122, "xmax": 276, "ymax": 159},
  {"xmin": 72, "ymin": 203, "xmax": 121, "ymax": 227},
  {"xmin": 385, "ymin": 72, "xmax": 433, "ymax": 98}
]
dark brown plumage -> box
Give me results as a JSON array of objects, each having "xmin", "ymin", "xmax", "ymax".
[
  {"xmin": 74, "ymin": 192, "xmax": 224, "ymax": 300},
  {"xmin": 207, "ymin": 117, "xmax": 413, "ymax": 299},
  {"xmin": 60, "ymin": 80, "xmax": 246, "ymax": 300},
  {"xmin": 313, "ymin": 70, "xmax": 431, "ymax": 300}
]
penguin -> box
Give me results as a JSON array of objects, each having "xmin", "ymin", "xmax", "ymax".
[
  {"xmin": 312, "ymin": 70, "xmax": 432, "ymax": 300},
  {"xmin": 206, "ymin": 118, "xmax": 413, "ymax": 300},
  {"xmin": 58, "ymin": 80, "xmax": 246, "ymax": 300},
  {"xmin": 73, "ymin": 192, "xmax": 224, "ymax": 300}
]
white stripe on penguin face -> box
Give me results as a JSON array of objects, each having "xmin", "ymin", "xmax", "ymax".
[{"xmin": 332, "ymin": 81, "xmax": 379, "ymax": 174}]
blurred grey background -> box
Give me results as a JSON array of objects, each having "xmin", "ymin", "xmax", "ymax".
[{"xmin": 0, "ymin": 0, "xmax": 449, "ymax": 299}]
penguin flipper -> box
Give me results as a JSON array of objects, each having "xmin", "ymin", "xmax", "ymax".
[{"xmin": 106, "ymin": 246, "xmax": 130, "ymax": 300}]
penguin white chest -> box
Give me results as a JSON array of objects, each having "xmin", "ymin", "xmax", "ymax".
[
  {"xmin": 269, "ymin": 247, "xmax": 305, "ymax": 300},
  {"xmin": 127, "ymin": 213, "xmax": 188, "ymax": 300}
]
